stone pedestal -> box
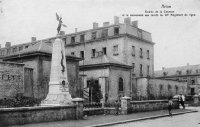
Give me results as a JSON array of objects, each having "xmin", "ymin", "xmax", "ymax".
[
  {"xmin": 42, "ymin": 35, "xmax": 72, "ymax": 106},
  {"xmin": 72, "ymin": 98, "xmax": 84, "ymax": 119},
  {"xmin": 121, "ymin": 96, "xmax": 131, "ymax": 115}
]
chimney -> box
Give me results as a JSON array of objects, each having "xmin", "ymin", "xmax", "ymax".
[
  {"xmin": 0, "ymin": 44, "xmax": 1, "ymax": 48},
  {"xmin": 60, "ymin": 31, "xmax": 65, "ymax": 35},
  {"xmin": 162, "ymin": 67, "xmax": 165, "ymax": 70},
  {"xmin": 132, "ymin": 21, "xmax": 138, "ymax": 27},
  {"xmin": 75, "ymin": 28, "xmax": 78, "ymax": 33},
  {"xmin": 124, "ymin": 17, "xmax": 131, "ymax": 25},
  {"xmin": 31, "ymin": 37, "xmax": 37, "ymax": 42},
  {"xmin": 103, "ymin": 22, "xmax": 110, "ymax": 27},
  {"xmin": 5, "ymin": 42, "xmax": 11, "ymax": 48},
  {"xmin": 114, "ymin": 16, "xmax": 119, "ymax": 24},
  {"xmin": 187, "ymin": 63, "xmax": 189, "ymax": 66},
  {"xmin": 93, "ymin": 22, "xmax": 98, "ymax": 29}
]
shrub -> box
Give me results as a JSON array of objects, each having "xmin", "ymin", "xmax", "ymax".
[{"xmin": 0, "ymin": 93, "xmax": 41, "ymax": 108}]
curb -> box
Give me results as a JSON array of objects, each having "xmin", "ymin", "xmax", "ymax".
[{"xmin": 85, "ymin": 110, "xmax": 198, "ymax": 127}]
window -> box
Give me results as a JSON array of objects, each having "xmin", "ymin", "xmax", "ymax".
[
  {"xmin": 71, "ymin": 36, "xmax": 75, "ymax": 43},
  {"xmin": 13, "ymin": 47, "xmax": 17, "ymax": 53},
  {"xmin": 191, "ymin": 78, "xmax": 195, "ymax": 85},
  {"xmin": 80, "ymin": 51, "xmax": 84, "ymax": 58},
  {"xmin": 140, "ymin": 64, "xmax": 143, "ymax": 76},
  {"xmin": 102, "ymin": 47, "xmax": 107, "ymax": 55},
  {"xmin": 160, "ymin": 85, "xmax": 163, "ymax": 95},
  {"xmin": 71, "ymin": 52, "xmax": 75, "ymax": 56},
  {"xmin": 175, "ymin": 86, "xmax": 179, "ymax": 94},
  {"xmin": 80, "ymin": 34, "xmax": 85, "ymax": 42},
  {"xmin": 132, "ymin": 63, "xmax": 135, "ymax": 73},
  {"xmin": 63, "ymin": 38, "xmax": 67, "ymax": 46},
  {"xmin": 91, "ymin": 32, "xmax": 97, "ymax": 40},
  {"xmin": 113, "ymin": 45, "xmax": 119, "ymax": 55},
  {"xmin": 7, "ymin": 49, "xmax": 11, "ymax": 55},
  {"xmin": 91, "ymin": 49, "xmax": 96, "ymax": 57},
  {"xmin": 168, "ymin": 84, "xmax": 171, "ymax": 91},
  {"xmin": 147, "ymin": 65, "xmax": 150, "ymax": 75},
  {"xmin": 19, "ymin": 46, "xmax": 23, "ymax": 51},
  {"xmin": 132, "ymin": 46, "xmax": 135, "ymax": 56},
  {"xmin": 25, "ymin": 45, "xmax": 29, "ymax": 48},
  {"xmin": 140, "ymin": 48, "xmax": 143, "ymax": 58},
  {"xmin": 118, "ymin": 77, "xmax": 124, "ymax": 92},
  {"xmin": 191, "ymin": 88, "xmax": 195, "ymax": 95},
  {"xmin": 114, "ymin": 27, "xmax": 119, "ymax": 35},
  {"xmin": 147, "ymin": 50, "xmax": 150, "ymax": 59},
  {"xmin": 102, "ymin": 29, "xmax": 108, "ymax": 38}
]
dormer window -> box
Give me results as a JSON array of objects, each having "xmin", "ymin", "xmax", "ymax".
[
  {"xmin": 102, "ymin": 29, "xmax": 108, "ymax": 38},
  {"xmin": 71, "ymin": 36, "xmax": 75, "ymax": 43},
  {"xmin": 80, "ymin": 34, "xmax": 85, "ymax": 42},
  {"xmin": 114, "ymin": 27, "xmax": 119, "ymax": 35},
  {"xmin": 176, "ymin": 70, "xmax": 182, "ymax": 75},
  {"xmin": 163, "ymin": 72, "xmax": 167, "ymax": 76},
  {"xmin": 186, "ymin": 70, "xmax": 191, "ymax": 75},
  {"xmin": 91, "ymin": 32, "xmax": 97, "ymax": 40}
]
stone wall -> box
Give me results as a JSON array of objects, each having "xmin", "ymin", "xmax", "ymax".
[
  {"xmin": 67, "ymin": 60, "xmax": 81, "ymax": 98},
  {"xmin": 0, "ymin": 105, "xmax": 77, "ymax": 126},
  {"xmin": 129, "ymin": 100, "xmax": 179, "ymax": 113},
  {"xmin": 2, "ymin": 54, "xmax": 81, "ymax": 100},
  {"xmin": 0, "ymin": 62, "xmax": 24, "ymax": 99},
  {"xmin": 149, "ymin": 78, "xmax": 187, "ymax": 99},
  {"xmin": 109, "ymin": 66, "xmax": 131, "ymax": 101},
  {"xmin": 132, "ymin": 78, "xmax": 187, "ymax": 100}
]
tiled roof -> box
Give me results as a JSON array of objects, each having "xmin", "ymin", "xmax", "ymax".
[
  {"xmin": 154, "ymin": 64, "xmax": 200, "ymax": 77},
  {"xmin": 18, "ymin": 41, "xmax": 52, "ymax": 54},
  {"xmin": 2, "ymin": 42, "xmax": 80, "ymax": 60}
]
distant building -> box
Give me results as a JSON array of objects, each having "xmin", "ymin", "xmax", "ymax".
[{"xmin": 154, "ymin": 64, "xmax": 200, "ymax": 95}]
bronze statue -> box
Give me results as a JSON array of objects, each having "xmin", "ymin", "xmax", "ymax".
[{"xmin": 56, "ymin": 13, "xmax": 67, "ymax": 34}]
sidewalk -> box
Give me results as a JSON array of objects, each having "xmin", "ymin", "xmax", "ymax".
[{"xmin": 12, "ymin": 108, "xmax": 197, "ymax": 127}]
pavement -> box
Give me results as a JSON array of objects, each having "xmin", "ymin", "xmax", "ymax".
[{"xmin": 12, "ymin": 107, "xmax": 197, "ymax": 127}]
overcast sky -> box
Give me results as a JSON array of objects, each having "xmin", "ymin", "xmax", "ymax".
[{"xmin": 0, "ymin": 0, "xmax": 200, "ymax": 70}]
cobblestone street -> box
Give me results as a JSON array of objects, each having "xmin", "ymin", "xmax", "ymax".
[{"xmin": 111, "ymin": 107, "xmax": 200, "ymax": 127}]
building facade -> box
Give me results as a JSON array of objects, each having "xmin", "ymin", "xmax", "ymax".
[
  {"xmin": 0, "ymin": 41, "xmax": 82, "ymax": 100},
  {"xmin": 61, "ymin": 17, "xmax": 154, "ymax": 102},
  {"xmin": 154, "ymin": 64, "xmax": 200, "ymax": 96}
]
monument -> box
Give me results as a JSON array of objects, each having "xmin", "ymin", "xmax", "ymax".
[{"xmin": 42, "ymin": 13, "xmax": 72, "ymax": 105}]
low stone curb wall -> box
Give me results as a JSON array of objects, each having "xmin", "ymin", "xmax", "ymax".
[
  {"xmin": 129, "ymin": 99, "xmax": 179, "ymax": 113},
  {"xmin": 0, "ymin": 105, "xmax": 77, "ymax": 126},
  {"xmin": 84, "ymin": 107, "xmax": 117, "ymax": 116}
]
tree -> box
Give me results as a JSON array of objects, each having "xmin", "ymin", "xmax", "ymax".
[{"xmin": 89, "ymin": 78, "xmax": 103, "ymax": 103}]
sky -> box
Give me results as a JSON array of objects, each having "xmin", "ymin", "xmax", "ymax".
[{"xmin": 0, "ymin": 0, "xmax": 200, "ymax": 70}]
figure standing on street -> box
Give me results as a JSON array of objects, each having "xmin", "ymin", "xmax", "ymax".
[
  {"xmin": 168, "ymin": 97, "xmax": 173, "ymax": 117},
  {"xmin": 180, "ymin": 94, "xmax": 185, "ymax": 109}
]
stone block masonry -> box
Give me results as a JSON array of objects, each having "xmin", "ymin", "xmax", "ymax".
[
  {"xmin": 0, "ymin": 62, "xmax": 24, "ymax": 99},
  {"xmin": 0, "ymin": 105, "xmax": 77, "ymax": 126},
  {"xmin": 128, "ymin": 100, "xmax": 179, "ymax": 113}
]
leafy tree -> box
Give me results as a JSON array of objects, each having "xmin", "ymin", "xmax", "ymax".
[{"xmin": 89, "ymin": 78, "xmax": 103, "ymax": 103}]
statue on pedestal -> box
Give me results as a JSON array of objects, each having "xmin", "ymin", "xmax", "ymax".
[
  {"xmin": 56, "ymin": 13, "xmax": 67, "ymax": 34},
  {"xmin": 42, "ymin": 13, "xmax": 71, "ymax": 106}
]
